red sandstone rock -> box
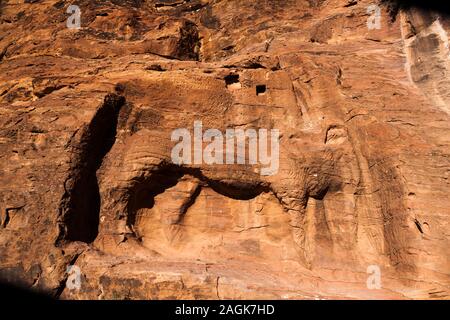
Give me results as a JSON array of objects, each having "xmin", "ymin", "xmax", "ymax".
[{"xmin": 0, "ymin": 0, "xmax": 449, "ymax": 299}]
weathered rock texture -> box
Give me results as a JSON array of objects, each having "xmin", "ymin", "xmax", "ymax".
[{"xmin": 0, "ymin": 0, "xmax": 449, "ymax": 299}]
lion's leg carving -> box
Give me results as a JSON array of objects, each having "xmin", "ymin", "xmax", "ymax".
[
  {"xmin": 274, "ymin": 190, "xmax": 310, "ymax": 267},
  {"xmin": 95, "ymin": 130, "xmax": 173, "ymax": 251},
  {"xmin": 270, "ymin": 182, "xmax": 309, "ymax": 265}
]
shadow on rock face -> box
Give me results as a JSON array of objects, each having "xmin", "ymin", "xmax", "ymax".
[
  {"xmin": 57, "ymin": 94, "xmax": 126, "ymax": 244},
  {"xmin": 0, "ymin": 281, "xmax": 53, "ymax": 301},
  {"xmin": 382, "ymin": 0, "xmax": 450, "ymax": 18}
]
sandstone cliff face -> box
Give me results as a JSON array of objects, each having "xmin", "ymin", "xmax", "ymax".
[{"xmin": 0, "ymin": 0, "xmax": 449, "ymax": 299}]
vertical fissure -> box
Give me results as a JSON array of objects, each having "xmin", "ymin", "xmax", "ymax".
[{"xmin": 57, "ymin": 94, "xmax": 126, "ymax": 244}]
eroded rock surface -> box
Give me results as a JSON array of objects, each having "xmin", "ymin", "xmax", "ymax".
[{"xmin": 0, "ymin": 0, "xmax": 449, "ymax": 299}]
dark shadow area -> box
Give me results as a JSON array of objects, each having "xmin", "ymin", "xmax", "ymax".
[
  {"xmin": 382, "ymin": 0, "xmax": 450, "ymax": 19},
  {"xmin": 126, "ymin": 165, "xmax": 270, "ymax": 231},
  {"xmin": 256, "ymin": 84, "xmax": 267, "ymax": 96},
  {"xmin": 58, "ymin": 94, "xmax": 126, "ymax": 244},
  {"xmin": 206, "ymin": 178, "xmax": 268, "ymax": 200},
  {"xmin": 127, "ymin": 169, "xmax": 184, "ymax": 227},
  {"xmin": 224, "ymin": 74, "xmax": 240, "ymax": 86},
  {"xmin": 0, "ymin": 281, "xmax": 53, "ymax": 301}
]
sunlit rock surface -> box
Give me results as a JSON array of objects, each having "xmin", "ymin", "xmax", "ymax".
[{"xmin": 0, "ymin": 0, "xmax": 449, "ymax": 299}]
